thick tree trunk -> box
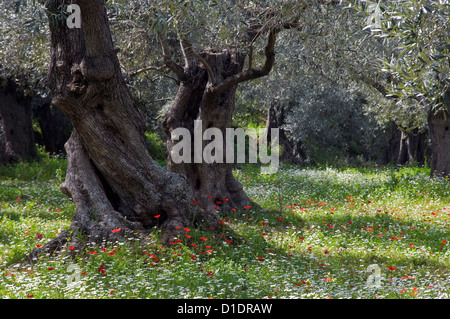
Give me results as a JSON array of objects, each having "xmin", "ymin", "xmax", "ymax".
[
  {"xmin": 162, "ymin": 49, "xmax": 254, "ymax": 213},
  {"xmin": 159, "ymin": 17, "xmax": 298, "ymax": 213},
  {"xmin": 28, "ymin": 0, "xmax": 210, "ymax": 262},
  {"xmin": 428, "ymin": 109, "xmax": 450, "ymax": 177},
  {"xmin": 32, "ymin": 95, "xmax": 72, "ymax": 155},
  {"xmin": 0, "ymin": 78, "xmax": 37, "ymax": 164}
]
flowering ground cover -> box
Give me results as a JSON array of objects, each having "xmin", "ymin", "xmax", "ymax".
[{"xmin": 0, "ymin": 158, "xmax": 449, "ymax": 299}]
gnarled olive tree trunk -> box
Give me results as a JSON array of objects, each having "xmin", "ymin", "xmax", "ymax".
[
  {"xmin": 160, "ymin": 22, "xmax": 293, "ymax": 213},
  {"xmin": 162, "ymin": 49, "xmax": 253, "ymax": 213},
  {"xmin": 28, "ymin": 0, "xmax": 209, "ymax": 261}
]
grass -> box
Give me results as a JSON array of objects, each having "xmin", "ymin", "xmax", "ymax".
[{"xmin": 0, "ymin": 156, "xmax": 449, "ymax": 299}]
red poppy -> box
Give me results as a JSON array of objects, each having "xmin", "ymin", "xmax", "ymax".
[
  {"xmin": 68, "ymin": 246, "xmax": 75, "ymax": 250},
  {"xmin": 154, "ymin": 214, "xmax": 160, "ymax": 219},
  {"xmin": 192, "ymin": 200, "xmax": 198, "ymax": 204},
  {"xmin": 36, "ymin": 244, "xmax": 42, "ymax": 248},
  {"xmin": 112, "ymin": 228, "xmax": 121, "ymax": 233},
  {"xmin": 388, "ymin": 266, "xmax": 396, "ymax": 270}
]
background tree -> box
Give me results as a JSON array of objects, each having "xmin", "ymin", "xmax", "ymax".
[
  {"xmin": 354, "ymin": 0, "xmax": 449, "ymax": 176},
  {"xmin": 0, "ymin": 77, "xmax": 37, "ymax": 164},
  {"xmin": 0, "ymin": 1, "xmax": 70, "ymax": 160}
]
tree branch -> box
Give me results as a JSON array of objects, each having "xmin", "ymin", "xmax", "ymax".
[
  {"xmin": 182, "ymin": 39, "xmax": 216, "ymax": 86},
  {"xmin": 159, "ymin": 36, "xmax": 184, "ymax": 80},
  {"xmin": 211, "ymin": 28, "xmax": 279, "ymax": 95},
  {"xmin": 129, "ymin": 65, "xmax": 166, "ymax": 77}
]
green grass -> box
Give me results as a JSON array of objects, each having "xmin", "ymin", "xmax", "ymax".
[{"xmin": 1, "ymin": 158, "xmax": 449, "ymax": 299}]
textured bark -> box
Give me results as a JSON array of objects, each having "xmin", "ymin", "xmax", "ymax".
[
  {"xmin": 0, "ymin": 79, "xmax": 37, "ymax": 164},
  {"xmin": 428, "ymin": 109, "xmax": 450, "ymax": 177},
  {"xmin": 27, "ymin": 0, "xmax": 208, "ymax": 261},
  {"xmin": 159, "ymin": 19, "xmax": 294, "ymax": 213},
  {"xmin": 162, "ymin": 49, "xmax": 254, "ymax": 213}
]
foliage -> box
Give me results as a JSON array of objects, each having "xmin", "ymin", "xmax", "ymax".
[
  {"xmin": 282, "ymin": 79, "xmax": 391, "ymax": 165},
  {"xmin": 352, "ymin": 0, "xmax": 450, "ymax": 114},
  {"xmin": 145, "ymin": 132, "xmax": 167, "ymax": 166},
  {"xmin": 0, "ymin": 1, "xmax": 49, "ymax": 94}
]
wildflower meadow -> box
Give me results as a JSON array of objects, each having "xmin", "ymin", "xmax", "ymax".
[{"xmin": 0, "ymin": 157, "xmax": 449, "ymax": 300}]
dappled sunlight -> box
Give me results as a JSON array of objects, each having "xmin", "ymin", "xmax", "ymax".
[{"xmin": 1, "ymin": 162, "xmax": 449, "ymax": 298}]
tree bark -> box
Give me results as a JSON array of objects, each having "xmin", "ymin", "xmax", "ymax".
[
  {"xmin": 428, "ymin": 109, "xmax": 450, "ymax": 177},
  {"xmin": 28, "ymin": 0, "xmax": 209, "ymax": 261},
  {"xmin": 162, "ymin": 49, "xmax": 255, "ymax": 213},
  {"xmin": 0, "ymin": 78, "xmax": 37, "ymax": 165},
  {"xmin": 32, "ymin": 95, "xmax": 72, "ymax": 155}
]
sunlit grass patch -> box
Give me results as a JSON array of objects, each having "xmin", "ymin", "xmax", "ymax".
[{"xmin": 0, "ymin": 160, "xmax": 449, "ymax": 299}]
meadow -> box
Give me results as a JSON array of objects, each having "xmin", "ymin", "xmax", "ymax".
[{"xmin": 0, "ymin": 155, "xmax": 449, "ymax": 299}]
